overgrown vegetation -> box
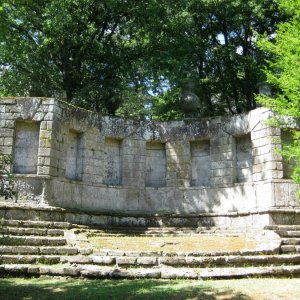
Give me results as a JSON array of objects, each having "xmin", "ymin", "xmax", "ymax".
[{"xmin": 257, "ymin": 0, "xmax": 300, "ymax": 191}]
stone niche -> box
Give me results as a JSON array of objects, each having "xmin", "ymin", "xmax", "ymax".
[
  {"xmin": 235, "ymin": 134, "xmax": 253, "ymax": 183},
  {"xmin": 190, "ymin": 140, "xmax": 211, "ymax": 186},
  {"xmin": 145, "ymin": 142, "xmax": 166, "ymax": 187},
  {"xmin": 65, "ymin": 129, "xmax": 83, "ymax": 181},
  {"xmin": 13, "ymin": 121, "xmax": 40, "ymax": 174},
  {"xmin": 103, "ymin": 137, "xmax": 122, "ymax": 185}
]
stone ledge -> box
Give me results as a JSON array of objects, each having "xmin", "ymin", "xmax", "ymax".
[
  {"xmin": 12, "ymin": 174, "xmax": 52, "ymax": 180},
  {"xmin": 1, "ymin": 264, "xmax": 300, "ymax": 279},
  {"xmin": 0, "ymin": 202, "xmax": 275, "ymax": 217},
  {"xmin": 0, "ymin": 203, "xmax": 299, "ymax": 228}
]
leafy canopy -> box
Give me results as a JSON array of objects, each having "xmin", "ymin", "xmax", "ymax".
[{"xmin": 0, "ymin": 0, "xmax": 284, "ymax": 119}]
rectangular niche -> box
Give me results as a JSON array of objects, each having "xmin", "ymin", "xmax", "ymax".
[
  {"xmin": 103, "ymin": 138, "xmax": 122, "ymax": 185},
  {"xmin": 281, "ymin": 130, "xmax": 298, "ymax": 179},
  {"xmin": 65, "ymin": 129, "xmax": 83, "ymax": 181},
  {"xmin": 235, "ymin": 134, "xmax": 253, "ymax": 183},
  {"xmin": 145, "ymin": 142, "xmax": 166, "ymax": 187},
  {"xmin": 13, "ymin": 121, "xmax": 40, "ymax": 174},
  {"xmin": 190, "ymin": 140, "xmax": 211, "ymax": 186}
]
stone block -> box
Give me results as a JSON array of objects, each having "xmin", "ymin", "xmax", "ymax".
[
  {"xmin": 66, "ymin": 256, "xmax": 91, "ymax": 264},
  {"xmin": 38, "ymin": 166, "xmax": 58, "ymax": 177},
  {"xmin": 39, "ymin": 266, "xmax": 79, "ymax": 276},
  {"xmin": 108, "ymin": 250, "xmax": 125, "ymax": 256},
  {"xmin": 4, "ymin": 137, "xmax": 13, "ymax": 146},
  {"xmin": 4, "ymin": 264, "xmax": 28, "ymax": 274},
  {"xmin": 136, "ymin": 257, "xmax": 157, "ymax": 266},
  {"xmin": 116, "ymin": 257, "xmax": 137, "ymax": 265},
  {"xmin": 0, "ymin": 128, "xmax": 14, "ymax": 137},
  {"xmin": 28, "ymin": 266, "xmax": 41, "ymax": 275},
  {"xmin": 81, "ymin": 266, "xmax": 112, "ymax": 277},
  {"xmin": 161, "ymin": 267, "xmax": 198, "ymax": 279},
  {"xmin": 92, "ymin": 256, "xmax": 115, "ymax": 265},
  {"xmin": 110, "ymin": 268, "xmax": 160, "ymax": 278},
  {"xmin": 5, "ymin": 120, "xmax": 15, "ymax": 128},
  {"xmin": 159, "ymin": 257, "xmax": 186, "ymax": 265}
]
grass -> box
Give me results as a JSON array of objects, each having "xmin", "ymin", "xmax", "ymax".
[
  {"xmin": 88, "ymin": 235, "xmax": 257, "ymax": 252},
  {"xmin": 0, "ymin": 277, "xmax": 300, "ymax": 300}
]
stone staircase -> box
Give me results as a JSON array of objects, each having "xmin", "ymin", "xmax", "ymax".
[
  {"xmin": 265, "ymin": 225, "xmax": 300, "ymax": 254},
  {"xmin": 1, "ymin": 219, "xmax": 300, "ymax": 279}
]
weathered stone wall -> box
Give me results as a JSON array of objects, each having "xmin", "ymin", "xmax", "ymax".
[{"xmin": 0, "ymin": 97, "xmax": 299, "ymax": 221}]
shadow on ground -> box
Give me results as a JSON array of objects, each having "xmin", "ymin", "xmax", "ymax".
[{"xmin": 0, "ymin": 277, "xmax": 250, "ymax": 300}]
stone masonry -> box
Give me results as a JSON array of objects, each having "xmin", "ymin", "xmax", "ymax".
[{"xmin": 0, "ymin": 97, "xmax": 299, "ymax": 227}]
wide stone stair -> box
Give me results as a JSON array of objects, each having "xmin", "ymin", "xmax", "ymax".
[{"xmin": 1, "ymin": 219, "xmax": 300, "ymax": 279}]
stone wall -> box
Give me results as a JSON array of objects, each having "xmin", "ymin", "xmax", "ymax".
[{"xmin": 0, "ymin": 97, "xmax": 299, "ymax": 222}]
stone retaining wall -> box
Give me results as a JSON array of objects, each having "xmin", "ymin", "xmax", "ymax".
[{"xmin": 0, "ymin": 97, "xmax": 299, "ymax": 226}]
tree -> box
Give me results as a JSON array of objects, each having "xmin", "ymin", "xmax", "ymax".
[
  {"xmin": 0, "ymin": 0, "xmax": 284, "ymax": 118},
  {"xmin": 0, "ymin": 0, "xmax": 153, "ymax": 114},
  {"xmin": 146, "ymin": 0, "xmax": 285, "ymax": 119},
  {"xmin": 257, "ymin": 0, "xmax": 300, "ymax": 189}
]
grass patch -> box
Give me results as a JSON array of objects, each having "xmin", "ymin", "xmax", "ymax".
[
  {"xmin": 0, "ymin": 277, "xmax": 299, "ymax": 300},
  {"xmin": 88, "ymin": 236, "xmax": 257, "ymax": 252}
]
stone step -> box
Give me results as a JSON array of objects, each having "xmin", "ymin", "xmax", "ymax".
[
  {"xmin": 0, "ymin": 235, "xmax": 67, "ymax": 246},
  {"xmin": 0, "ymin": 245, "xmax": 89, "ymax": 255},
  {"xmin": 0, "ymin": 219, "xmax": 72, "ymax": 229},
  {"xmin": 0, "ymin": 255, "xmax": 61, "ymax": 265},
  {"xmin": 265, "ymin": 225, "xmax": 300, "ymax": 231},
  {"xmin": 0, "ymin": 227, "xmax": 64, "ymax": 237},
  {"xmin": 1, "ymin": 264, "xmax": 300, "ymax": 279},
  {"xmin": 0, "ymin": 245, "xmax": 277, "ymax": 257},
  {"xmin": 91, "ymin": 248, "xmax": 279, "ymax": 258},
  {"xmin": 86, "ymin": 232, "xmax": 202, "ymax": 237},
  {"xmin": 81, "ymin": 226, "xmax": 254, "ymax": 237},
  {"xmin": 281, "ymin": 238, "xmax": 300, "ymax": 245},
  {"xmin": 275, "ymin": 230, "xmax": 300, "ymax": 237},
  {"xmin": 50, "ymin": 253, "xmax": 300, "ymax": 267},
  {"xmin": 84, "ymin": 232, "xmax": 246, "ymax": 238},
  {"xmin": 281, "ymin": 245, "xmax": 300, "ymax": 254},
  {"xmin": 1, "ymin": 253, "xmax": 299, "ymax": 267}
]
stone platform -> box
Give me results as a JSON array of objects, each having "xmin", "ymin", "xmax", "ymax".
[
  {"xmin": 1, "ymin": 210, "xmax": 300, "ymax": 279},
  {"xmin": 1, "ymin": 203, "xmax": 300, "ymax": 228}
]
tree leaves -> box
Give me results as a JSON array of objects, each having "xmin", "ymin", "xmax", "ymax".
[{"xmin": 0, "ymin": 0, "xmax": 285, "ymax": 118}]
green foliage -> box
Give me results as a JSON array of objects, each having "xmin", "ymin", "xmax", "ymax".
[
  {"xmin": 146, "ymin": 0, "xmax": 284, "ymax": 117},
  {"xmin": 257, "ymin": 0, "xmax": 300, "ymax": 189},
  {"xmin": 281, "ymin": 130, "xmax": 300, "ymax": 194},
  {"xmin": 0, "ymin": 0, "xmax": 285, "ymax": 118},
  {"xmin": 151, "ymin": 88, "xmax": 184, "ymax": 121},
  {"xmin": 0, "ymin": 151, "xmax": 16, "ymax": 199},
  {"xmin": 0, "ymin": 0, "xmax": 151, "ymax": 114}
]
